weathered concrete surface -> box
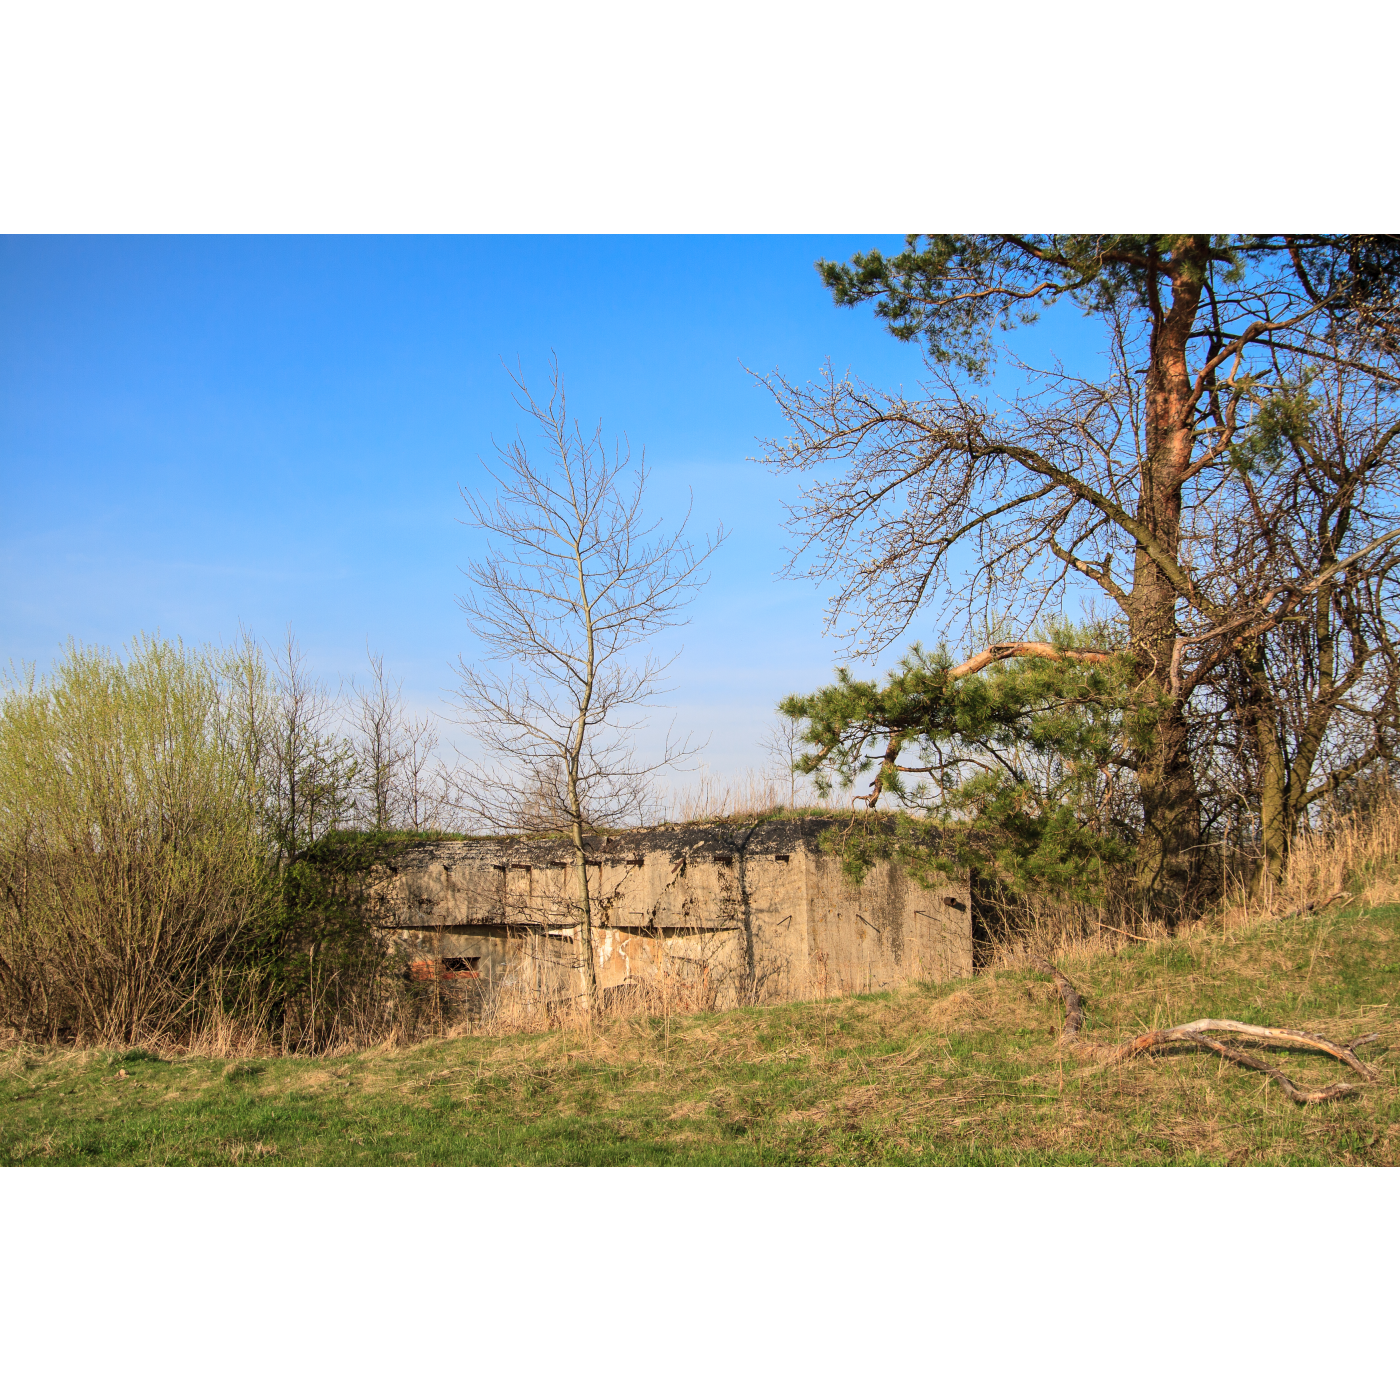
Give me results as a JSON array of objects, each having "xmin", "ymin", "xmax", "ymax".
[{"xmin": 370, "ymin": 818, "xmax": 972, "ymax": 1008}]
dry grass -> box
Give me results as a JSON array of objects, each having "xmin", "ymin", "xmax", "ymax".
[
  {"xmin": 1243, "ymin": 792, "xmax": 1400, "ymax": 915},
  {"xmin": 975, "ymin": 793, "xmax": 1400, "ymax": 979},
  {"xmin": 660, "ymin": 768, "xmax": 845, "ymax": 823}
]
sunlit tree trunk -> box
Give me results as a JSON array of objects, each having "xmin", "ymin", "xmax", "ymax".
[{"xmin": 1128, "ymin": 239, "xmax": 1206, "ymax": 914}]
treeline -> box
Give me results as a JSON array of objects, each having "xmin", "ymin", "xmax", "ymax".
[{"xmin": 0, "ymin": 634, "xmax": 460, "ymax": 1046}]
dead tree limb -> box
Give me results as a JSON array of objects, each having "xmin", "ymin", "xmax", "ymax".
[
  {"xmin": 1272, "ymin": 890, "xmax": 1354, "ymax": 920},
  {"xmin": 1104, "ymin": 925, "xmax": 1152, "ymax": 942},
  {"xmin": 1106, "ymin": 1018, "xmax": 1377, "ymax": 1079},
  {"xmin": 948, "ymin": 643, "xmax": 1114, "ymax": 679},
  {"xmin": 1180, "ymin": 1032, "xmax": 1358, "ymax": 1105},
  {"xmin": 1030, "ymin": 957, "xmax": 1085, "ymax": 1042}
]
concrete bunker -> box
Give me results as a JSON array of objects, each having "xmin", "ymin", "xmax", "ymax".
[{"xmin": 369, "ymin": 817, "xmax": 973, "ymax": 1010}]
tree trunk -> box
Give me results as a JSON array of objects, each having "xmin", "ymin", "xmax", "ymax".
[
  {"xmin": 1241, "ymin": 569, "xmax": 1351, "ymax": 895},
  {"xmin": 1241, "ymin": 642, "xmax": 1291, "ymax": 897},
  {"xmin": 1130, "ymin": 672, "xmax": 1200, "ymax": 916},
  {"xmin": 1129, "ymin": 240, "xmax": 1207, "ymax": 919},
  {"xmin": 569, "ymin": 812, "xmax": 598, "ymax": 1019},
  {"xmin": 1251, "ymin": 743, "xmax": 1292, "ymax": 900}
]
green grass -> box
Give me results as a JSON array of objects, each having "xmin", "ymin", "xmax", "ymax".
[{"xmin": 4, "ymin": 899, "xmax": 1398, "ymax": 1166}]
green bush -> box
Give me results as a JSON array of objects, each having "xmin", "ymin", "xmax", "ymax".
[
  {"xmin": 0, "ymin": 637, "xmax": 477, "ymax": 1049},
  {"xmin": 0, "ymin": 637, "xmax": 274, "ymax": 1042}
]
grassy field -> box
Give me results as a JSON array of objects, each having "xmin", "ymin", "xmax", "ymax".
[{"xmin": 3, "ymin": 897, "xmax": 1398, "ymax": 1167}]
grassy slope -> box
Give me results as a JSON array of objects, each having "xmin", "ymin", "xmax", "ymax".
[{"xmin": 4, "ymin": 900, "xmax": 1398, "ymax": 1167}]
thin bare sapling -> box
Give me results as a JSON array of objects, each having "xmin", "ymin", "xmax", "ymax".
[{"xmin": 453, "ymin": 364, "xmax": 725, "ymax": 1015}]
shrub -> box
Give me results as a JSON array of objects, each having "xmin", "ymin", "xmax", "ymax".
[{"xmin": 0, "ymin": 637, "xmax": 274, "ymax": 1041}]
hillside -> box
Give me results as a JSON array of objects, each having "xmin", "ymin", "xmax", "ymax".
[{"xmin": 3, "ymin": 891, "xmax": 1396, "ymax": 1167}]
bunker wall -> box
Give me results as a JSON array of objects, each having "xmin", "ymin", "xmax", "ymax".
[{"xmin": 370, "ymin": 818, "xmax": 972, "ymax": 1007}]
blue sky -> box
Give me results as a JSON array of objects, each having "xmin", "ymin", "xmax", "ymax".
[{"xmin": 0, "ymin": 235, "xmax": 1102, "ymax": 776}]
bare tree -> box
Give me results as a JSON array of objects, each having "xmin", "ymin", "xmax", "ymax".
[
  {"xmin": 1188, "ymin": 341, "xmax": 1400, "ymax": 889},
  {"xmin": 760, "ymin": 713, "xmax": 810, "ymax": 808},
  {"xmin": 226, "ymin": 628, "xmax": 355, "ymax": 860},
  {"xmin": 452, "ymin": 363, "xmax": 725, "ymax": 1015},
  {"xmin": 398, "ymin": 716, "xmax": 447, "ymax": 833},
  {"xmin": 349, "ymin": 648, "xmax": 445, "ymax": 832}
]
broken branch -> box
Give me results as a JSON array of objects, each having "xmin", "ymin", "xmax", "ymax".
[
  {"xmin": 1106, "ymin": 1018, "xmax": 1376, "ymax": 1080},
  {"xmin": 1101, "ymin": 923, "xmax": 1151, "ymax": 942},
  {"xmin": 948, "ymin": 643, "xmax": 1114, "ymax": 679},
  {"xmin": 1272, "ymin": 890, "xmax": 1354, "ymax": 920},
  {"xmin": 1181, "ymin": 1032, "xmax": 1358, "ymax": 1106},
  {"xmin": 1030, "ymin": 957, "xmax": 1085, "ymax": 1042}
]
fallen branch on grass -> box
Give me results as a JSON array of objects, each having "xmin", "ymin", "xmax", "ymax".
[
  {"xmin": 1178, "ymin": 1031, "xmax": 1358, "ymax": 1105},
  {"xmin": 1104, "ymin": 1018, "xmax": 1378, "ymax": 1105},
  {"xmin": 1105, "ymin": 1019, "xmax": 1377, "ymax": 1079},
  {"xmin": 1272, "ymin": 890, "xmax": 1354, "ymax": 920},
  {"xmin": 1030, "ymin": 957, "xmax": 1084, "ymax": 1043}
]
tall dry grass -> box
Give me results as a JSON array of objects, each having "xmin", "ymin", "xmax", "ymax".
[
  {"xmin": 974, "ymin": 883, "xmax": 1137, "ymax": 970},
  {"xmin": 661, "ymin": 768, "xmax": 844, "ymax": 823},
  {"xmin": 1227, "ymin": 788, "xmax": 1400, "ymax": 922},
  {"xmin": 980, "ymin": 788, "xmax": 1400, "ymax": 970}
]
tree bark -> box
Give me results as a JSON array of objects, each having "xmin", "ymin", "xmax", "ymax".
[
  {"xmin": 569, "ymin": 803, "xmax": 598, "ymax": 1019},
  {"xmin": 1239, "ymin": 639, "xmax": 1294, "ymax": 897},
  {"xmin": 948, "ymin": 643, "xmax": 1114, "ymax": 678},
  {"xmin": 1130, "ymin": 240, "xmax": 1208, "ymax": 917}
]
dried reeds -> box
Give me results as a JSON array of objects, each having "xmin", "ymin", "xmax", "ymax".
[
  {"xmin": 1254, "ymin": 789, "xmax": 1400, "ymax": 916},
  {"xmin": 661, "ymin": 769, "xmax": 842, "ymax": 824},
  {"xmin": 983, "ymin": 788, "xmax": 1400, "ymax": 974}
]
